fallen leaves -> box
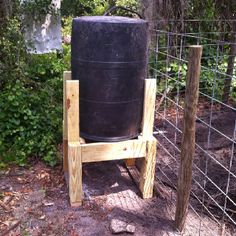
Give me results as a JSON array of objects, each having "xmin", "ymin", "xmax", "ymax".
[
  {"xmin": 1, "ymin": 220, "xmax": 21, "ymax": 236},
  {"xmin": 0, "ymin": 199, "xmax": 11, "ymax": 211}
]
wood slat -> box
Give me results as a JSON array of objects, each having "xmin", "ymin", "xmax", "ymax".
[
  {"xmin": 81, "ymin": 139, "xmax": 146, "ymax": 163},
  {"xmin": 141, "ymin": 79, "xmax": 157, "ymax": 138}
]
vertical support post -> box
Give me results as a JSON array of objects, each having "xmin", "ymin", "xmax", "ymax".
[
  {"xmin": 139, "ymin": 79, "xmax": 157, "ymax": 198},
  {"xmin": 175, "ymin": 46, "xmax": 202, "ymax": 231},
  {"xmin": 63, "ymin": 71, "xmax": 71, "ymax": 171},
  {"xmin": 139, "ymin": 137, "xmax": 157, "ymax": 198},
  {"xmin": 125, "ymin": 79, "xmax": 156, "ymax": 167},
  {"xmin": 66, "ymin": 80, "xmax": 82, "ymax": 206},
  {"xmin": 67, "ymin": 80, "xmax": 80, "ymax": 143},
  {"xmin": 68, "ymin": 143, "xmax": 82, "ymax": 206},
  {"xmin": 141, "ymin": 79, "xmax": 157, "ymax": 138}
]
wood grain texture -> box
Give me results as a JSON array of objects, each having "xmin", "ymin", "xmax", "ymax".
[
  {"xmin": 126, "ymin": 79, "xmax": 157, "ymax": 167},
  {"xmin": 68, "ymin": 143, "xmax": 82, "ymax": 206},
  {"xmin": 66, "ymin": 80, "xmax": 80, "ymax": 142},
  {"xmin": 81, "ymin": 139, "xmax": 146, "ymax": 163},
  {"xmin": 139, "ymin": 137, "xmax": 157, "ymax": 198},
  {"xmin": 141, "ymin": 79, "xmax": 157, "ymax": 138},
  {"xmin": 66, "ymin": 79, "xmax": 82, "ymax": 206},
  {"xmin": 63, "ymin": 71, "xmax": 71, "ymax": 171},
  {"xmin": 175, "ymin": 46, "xmax": 202, "ymax": 232}
]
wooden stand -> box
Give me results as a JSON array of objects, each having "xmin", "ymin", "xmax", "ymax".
[{"xmin": 63, "ymin": 71, "xmax": 157, "ymax": 206}]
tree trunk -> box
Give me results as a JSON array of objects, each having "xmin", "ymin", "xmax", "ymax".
[
  {"xmin": 0, "ymin": 0, "xmax": 12, "ymax": 20},
  {"xmin": 140, "ymin": 0, "xmax": 156, "ymax": 45},
  {"xmin": 222, "ymin": 19, "xmax": 236, "ymax": 103}
]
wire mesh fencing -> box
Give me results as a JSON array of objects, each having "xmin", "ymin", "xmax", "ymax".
[{"xmin": 150, "ymin": 20, "xmax": 236, "ymax": 234}]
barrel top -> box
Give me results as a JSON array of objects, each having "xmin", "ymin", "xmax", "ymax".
[{"xmin": 73, "ymin": 16, "xmax": 147, "ymax": 24}]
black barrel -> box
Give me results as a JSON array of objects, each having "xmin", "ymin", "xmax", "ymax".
[{"xmin": 71, "ymin": 16, "xmax": 148, "ymax": 141}]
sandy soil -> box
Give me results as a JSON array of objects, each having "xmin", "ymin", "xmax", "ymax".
[{"xmin": 1, "ymin": 158, "xmax": 234, "ymax": 236}]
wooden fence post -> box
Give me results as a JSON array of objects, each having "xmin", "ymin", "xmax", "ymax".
[{"xmin": 175, "ymin": 46, "xmax": 203, "ymax": 231}]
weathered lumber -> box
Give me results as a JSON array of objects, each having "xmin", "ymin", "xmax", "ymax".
[{"xmin": 175, "ymin": 45, "xmax": 202, "ymax": 231}]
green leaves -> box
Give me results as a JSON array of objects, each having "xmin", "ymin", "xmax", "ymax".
[{"xmin": 0, "ymin": 63, "xmax": 63, "ymax": 167}]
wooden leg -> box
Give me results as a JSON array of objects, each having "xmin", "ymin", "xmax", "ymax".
[
  {"xmin": 66, "ymin": 79, "xmax": 81, "ymax": 206},
  {"xmin": 63, "ymin": 71, "xmax": 71, "ymax": 172},
  {"xmin": 139, "ymin": 137, "xmax": 157, "ymax": 199},
  {"xmin": 68, "ymin": 143, "xmax": 82, "ymax": 207},
  {"xmin": 125, "ymin": 158, "xmax": 136, "ymax": 166}
]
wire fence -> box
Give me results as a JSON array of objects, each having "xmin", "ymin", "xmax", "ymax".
[{"xmin": 150, "ymin": 20, "xmax": 236, "ymax": 234}]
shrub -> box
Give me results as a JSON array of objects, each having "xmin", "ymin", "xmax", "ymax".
[
  {"xmin": 0, "ymin": 17, "xmax": 69, "ymax": 167},
  {"xmin": 0, "ymin": 76, "xmax": 63, "ymax": 166}
]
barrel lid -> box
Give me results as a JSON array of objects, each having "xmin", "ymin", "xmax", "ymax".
[{"xmin": 73, "ymin": 16, "xmax": 147, "ymax": 24}]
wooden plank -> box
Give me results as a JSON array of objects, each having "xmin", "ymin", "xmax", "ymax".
[
  {"xmin": 81, "ymin": 139, "xmax": 146, "ymax": 163},
  {"xmin": 66, "ymin": 79, "xmax": 82, "ymax": 206},
  {"xmin": 125, "ymin": 79, "xmax": 156, "ymax": 166},
  {"xmin": 139, "ymin": 137, "xmax": 157, "ymax": 198},
  {"xmin": 66, "ymin": 80, "xmax": 80, "ymax": 142},
  {"xmin": 68, "ymin": 143, "xmax": 82, "ymax": 206},
  {"xmin": 63, "ymin": 71, "xmax": 71, "ymax": 171},
  {"xmin": 141, "ymin": 79, "xmax": 157, "ymax": 138},
  {"xmin": 175, "ymin": 46, "xmax": 202, "ymax": 232}
]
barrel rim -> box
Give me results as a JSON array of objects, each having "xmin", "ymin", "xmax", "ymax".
[{"xmin": 73, "ymin": 16, "xmax": 148, "ymax": 24}]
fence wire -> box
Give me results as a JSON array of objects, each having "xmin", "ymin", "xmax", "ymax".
[{"xmin": 150, "ymin": 20, "xmax": 236, "ymax": 235}]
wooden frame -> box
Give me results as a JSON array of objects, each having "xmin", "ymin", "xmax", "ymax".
[{"xmin": 63, "ymin": 71, "xmax": 157, "ymax": 206}]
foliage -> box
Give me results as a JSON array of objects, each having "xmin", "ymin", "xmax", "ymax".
[
  {"xmin": 0, "ymin": 17, "xmax": 27, "ymax": 89},
  {"xmin": 0, "ymin": 4, "xmax": 70, "ymax": 166},
  {"xmin": 61, "ymin": 0, "xmax": 138, "ymax": 17},
  {"xmin": 0, "ymin": 79, "xmax": 62, "ymax": 166},
  {"xmin": 0, "ymin": 46, "xmax": 67, "ymax": 166},
  {"xmin": 20, "ymin": 0, "xmax": 59, "ymax": 18},
  {"xmin": 61, "ymin": 0, "xmax": 102, "ymax": 16},
  {"xmin": 1, "ymin": 0, "xmax": 235, "ymax": 168}
]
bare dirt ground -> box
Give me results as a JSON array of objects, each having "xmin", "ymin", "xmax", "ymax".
[{"xmin": 0, "ymin": 157, "xmax": 233, "ymax": 236}]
